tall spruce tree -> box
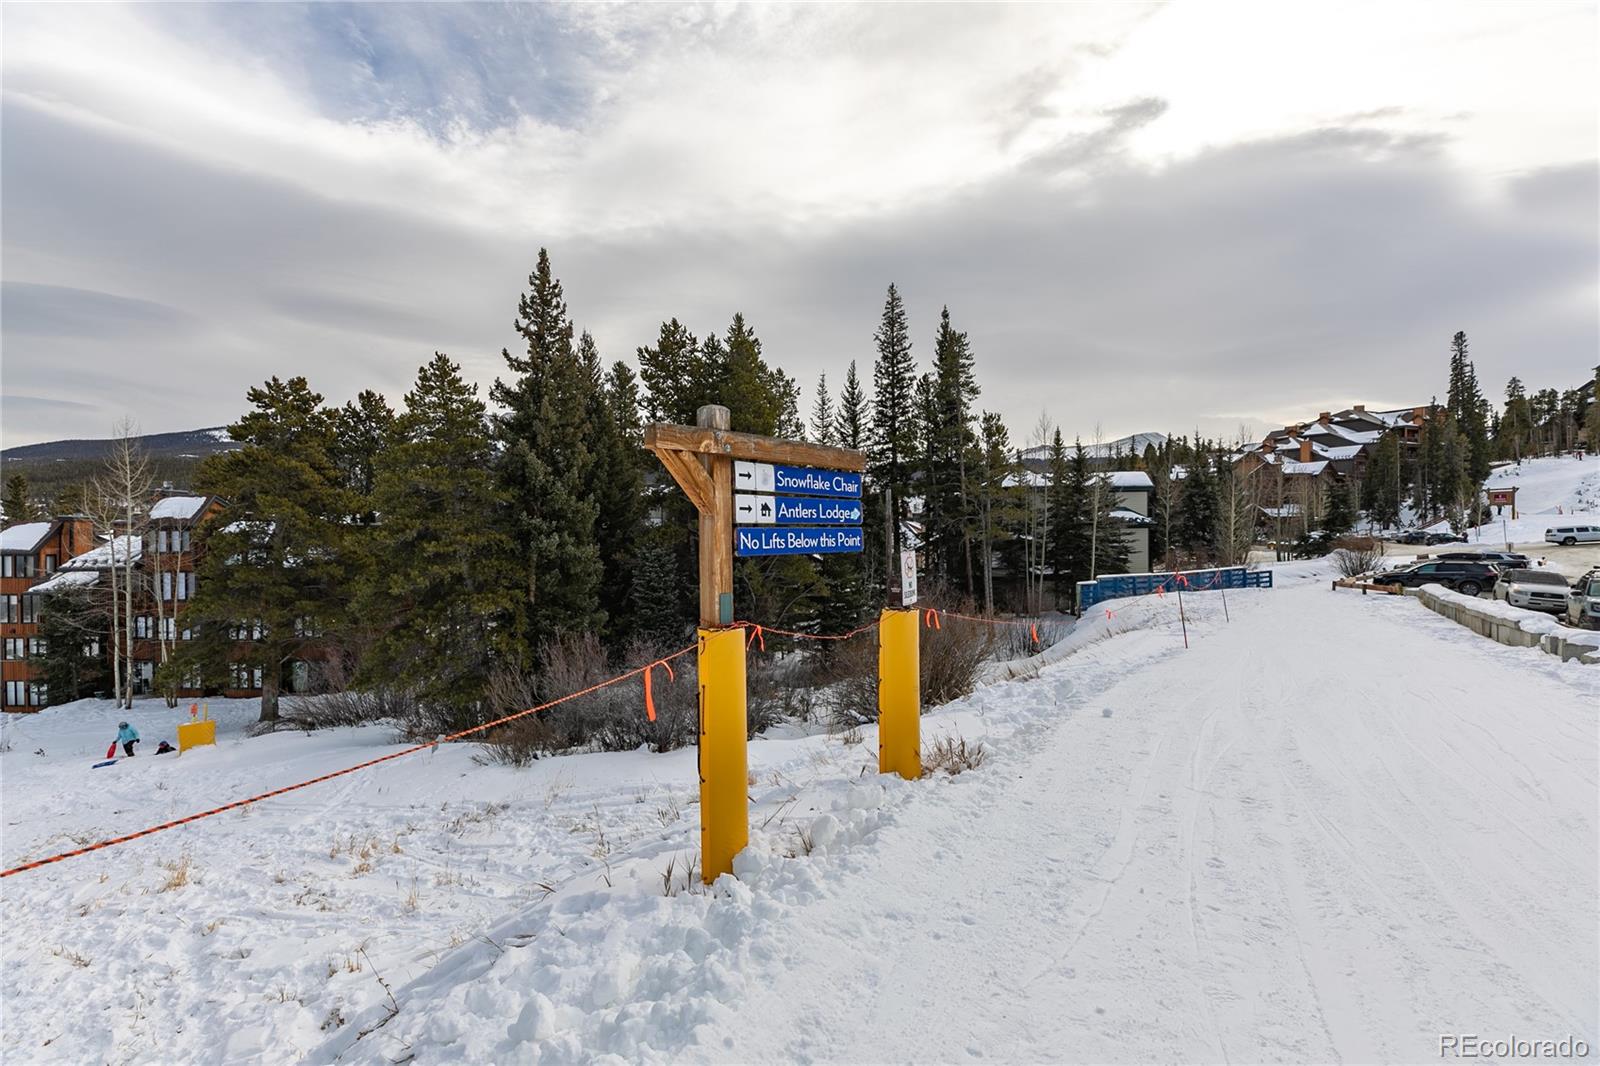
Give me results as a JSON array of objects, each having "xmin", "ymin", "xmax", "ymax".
[
  {"xmin": 331, "ymin": 390, "xmax": 396, "ymax": 515},
  {"xmin": 869, "ymin": 284, "xmax": 917, "ymax": 555},
  {"xmin": 359, "ymin": 354, "xmax": 522, "ymax": 723},
  {"xmin": 974, "ymin": 412, "xmax": 1017, "ymax": 613},
  {"xmin": 924, "ymin": 307, "xmax": 980, "ymax": 595},
  {"xmin": 1046, "ymin": 435, "xmax": 1093, "ymax": 598},
  {"xmin": 491, "ymin": 249, "xmax": 604, "ymax": 648},
  {"xmin": 1361, "ymin": 431, "xmax": 1405, "ymax": 529},
  {"xmin": 810, "ymin": 374, "xmax": 836, "ymax": 446},
  {"xmin": 1446, "ymin": 331, "xmax": 1492, "ymax": 485},
  {"xmin": 1174, "ymin": 453, "xmax": 1220, "ymax": 559},
  {"xmin": 189, "ymin": 377, "xmax": 352, "ymax": 722},
  {"xmin": 581, "ymin": 334, "xmax": 648, "ymax": 646},
  {"xmin": 1323, "ymin": 478, "xmax": 1356, "ymax": 536},
  {"xmin": 835, "ymin": 361, "xmax": 868, "ymax": 449},
  {"xmin": 636, "ymin": 319, "xmax": 705, "ymax": 424},
  {"xmin": 2, "ymin": 474, "xmax": 36, "ymax": 527}
]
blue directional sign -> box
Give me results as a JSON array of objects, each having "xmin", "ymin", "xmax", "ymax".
[
  {"xmin": 736, "ymin": 494, "xmax": 862, "ymax": 525},
  {"xmin": 773, "ymin": 464, "xmax": 862, "ymax": 499},
  {"xmin": 735, "ymin": 526, "xmax": 865, "ymax": 556}
]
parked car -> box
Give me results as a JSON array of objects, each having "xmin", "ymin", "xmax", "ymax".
[
  {"xmin": 1424, "ymin": 530, "xmax": 1468, "ymax": 545},
  {"xmin": 1379, "ymin": 560, "xmax": 1503, "ymax": 596},
  {"xmin": 1566, "ymin": 570, "xmax": 1600, "ymax": 630},
  {"xmin": 1545, "ymin": 524, "xmax": 1600, "ymax": 546},
  {"xmin": 1491, "ymin": 569, "xmax": 1571, "ymax": 614},
  {"xmin": 1394, "ymin": 529, "xmax": 1429, "ymax": 544},
  {"xmin": 1435, "ymin": 550, "xmax": 1531, "ymax": 567}
]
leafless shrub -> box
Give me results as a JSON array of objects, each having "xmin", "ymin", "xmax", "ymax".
[
  {"xmin": 922, "ymin": 732, "xmax": 986, "ymax": 776},
  {"xmin": 158, "ymin": 854, "xmax": 193, "ymax": 892},
  {"xmin": 820, "ymin": 633, "xmax": 879, "ymax": 727},
  {"xmin": 989, "ymin": 615, "xmax": 1072, "ymax": 661},
  {"xmin": 1332, "ymin": 539, "xmax": 1386, "ymax": 578},
  {"xmin": 283, "ymin": 683, "xmax": 418, "ymax": 732},
  {"xmin": 481, "ymin": 635, "xmax": 698, "ymax": 758},
  {"xmin": 921, "ymin": 619, "xmax": 994, "ymax": 707}
]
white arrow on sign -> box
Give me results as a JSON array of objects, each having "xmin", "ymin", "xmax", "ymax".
[
  {"xmin": 734, "ymin": 493, "xmax": 776, "ymax": 524},
  {"xmin": 733, "ymin": 460, "xmax": 775, "ymax": 493}
]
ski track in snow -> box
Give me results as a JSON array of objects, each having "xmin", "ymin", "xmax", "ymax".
[{"xmin": 4, "ymin": 566, "xmax": 1597, "ymax": 1064}]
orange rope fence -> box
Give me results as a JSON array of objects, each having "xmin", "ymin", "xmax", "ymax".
[{"xmin": 1, "ymin": 642, "xmax": 697, "ymax": 879}]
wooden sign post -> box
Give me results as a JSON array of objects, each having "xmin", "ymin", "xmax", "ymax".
[{"xmin": 644, "ymin": 405, "xmax": 866, "ymax": 883}]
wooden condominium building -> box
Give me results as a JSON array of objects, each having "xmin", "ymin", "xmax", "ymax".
[{"xmin": 1, "ymin": 516, "xmax": 96, "ymax": 712}]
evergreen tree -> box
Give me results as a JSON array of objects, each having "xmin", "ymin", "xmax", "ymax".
[
  {"xmin": 1499, "ymin": 377, "xmax": 1534, "ymax": 462},
  {"xmin": 1323, "ymin": 478, "xmax": 1356, "ymax": 536},
  {"xmin": 923, "ymin": 307, "xmax": 980, "ymax": 595},
  {"xmin": 835, "ymin": 360, "xmax": 868, "ymax": 449},
  {"xmin": 974, "ymin": 412, "xmax": 1016, "ymax": 613},
  {"xmin": 629, "ymin": 532, "xmax": 688, "ymax": 648},
  {"xmin": 491, "ymin": 249, "xmax": 604, "ymax": 648},
  {"xmin": 1046, "ymin": 435, "xmax": 1093, "ymax": 596},
  {"xmin": 810, "ymin": 374, "xmax": 836, "ymax": 446},
  {"xmin": 2, "ymin": 474, "xmax": 36, "ymax": 527},
  {"xmin": 359, "ymin": 354, "xmax": 522, "ymax": 723},
  {"xmin": 869, "ymin": 284, "xmax": 917, "ymax": 554},
  {"xmin": 189, "ymin": 377, "xmax": 352, "ymax": 722},
  {"xmin": 331, "ymin": 390, "xmax": 396, "ymax": 511},
  {"xmin": 1361, "ymin": 431, "xmax": 1405, "ymax": 529},
  {"xmin": 636, "ymin": 319, "xmax": 705, "ymax": 424},
  {"xmin": 36, "ymin": 584, "xmax": 110, "ymax": 703},
  {"xmin": 1174, "ymin": 453, "xmax": 1220, "ymax": 559},
  {"xmin": 1413, "ymin": 401, "xmax": 1446, "ymax": 521},
  {"xmin": 582, "ymin": 335, "xmax": 649, "ymax": 645},
  {"xmin": 1446, "ymin": 331, "xmax": 1492, "ymax": 485},
  {"xmin": 1586, "ymin": 367, "xmax": 1600, "ymax": 451}
]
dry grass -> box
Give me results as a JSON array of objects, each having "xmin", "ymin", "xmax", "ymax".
[
  {"xmin": 922, "ymin": 732, "xmax": 987, "ymax": 777},
  {"xmin": 158, "ymin": 854, "xmax": 193, "ymax": 892},
  {"xmin": 51, "ymin": 945, "xmax": 91, "ymax": 968}
]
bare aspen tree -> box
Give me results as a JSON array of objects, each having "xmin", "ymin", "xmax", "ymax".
[{"xmin": 96, "ymin": 420, "xmax": 151, "ymax": 710}]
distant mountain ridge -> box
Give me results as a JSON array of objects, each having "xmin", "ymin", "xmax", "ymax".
[
  {"xmin": 1021, "ymin": 431, "xmax": 1168, "ymax": 462},
  {"xmin": 1, "ymin": 426, "xmax": 238, "ymax": 463}
]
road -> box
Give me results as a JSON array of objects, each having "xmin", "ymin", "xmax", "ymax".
[{"xmin": 715, "ymin": 579, "xmax": 1599, "ymax": 1063}]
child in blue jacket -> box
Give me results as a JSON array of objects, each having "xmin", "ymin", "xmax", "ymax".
[{"xmin": 117, "ymin": 722, "xmax": 140, "ymax": 757}]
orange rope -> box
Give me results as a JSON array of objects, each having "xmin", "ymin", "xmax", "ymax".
[{"xmin": 1, "ymin": 642, "xmax": 697, "ymax": 879}]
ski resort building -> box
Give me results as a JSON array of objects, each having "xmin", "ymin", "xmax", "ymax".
[{"xmin": 1, "ymin": 515, "xmax": 96, "ymax": 712}]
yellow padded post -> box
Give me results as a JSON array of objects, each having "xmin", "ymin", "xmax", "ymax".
[
  {"xmin": 698, "ymin": 627, "xmax": 748, "ymax": 883},
  {"xmin": 177, "ymin": 720, "xmax": 216, "ymax": 753},
  {"xmin": 878, "ymin": 607, "xmax": 921, "ymax": 779}
]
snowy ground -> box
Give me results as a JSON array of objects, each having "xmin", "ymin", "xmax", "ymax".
[
  {"xmin": 3, "ymin": 566, "xmax": 1597, "ymax": 1064},
  {"xmin": 1439, "ymin": 454, "xmax": 1600, "ymax": 547}
]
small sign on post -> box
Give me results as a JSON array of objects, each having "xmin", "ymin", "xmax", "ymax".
[{"xmin": 899, "ymin": 549, "xmax": 918, "ymax": 607}]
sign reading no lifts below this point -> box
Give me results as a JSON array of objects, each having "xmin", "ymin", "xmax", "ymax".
[
  {"xmin": 736, "ymin": 526, "xmax": 865, "ymax": 556},
  {"xmin": 735, "ymin": 461, "xmax": 862, "ymax": 499}
]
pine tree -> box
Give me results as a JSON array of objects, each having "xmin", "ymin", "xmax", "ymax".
[
  {"xmin": 359, "ymin": 354, "xmax": 522, "ymax": 723},
  {"xmin": 1046, "ymin": 435, "xmax": 1092, "ymax": 597},
  {"xmin": 1361, "ymin": 431, "xmax": 1404, "ymax": 529},
  {"xmin": 1499, "ymin": 377, "xmax": 1534, "ymax": 462},
  {"xmin": 835, "ymin": 361, "xmax": 868, "ymax": 449},
  {"xmin": 1413, "ymin": 401, "xmax": 1446, "ymax": 521},
  {"xmin": 1446, "ymin": 331, "xmax": 1492, "ymax": 485},
  {"xmin": 2, "ymin": 474, "xmax": 36, "ymax": 527},
  {"xmin": 189, "ymin": 377, "xmax": 352, "ymax": 722},
  {"xmin": 924, "ymin": 307, "xmax": 980, "ymax": 595},
  {"xmin": 636, "ymin": 319, "xmax": 705, "ymax": 424},
  {"xmin": 331, "ymin": 390, "xmax": 396, "ymax": 512},
  {"xmin": 491, "ymin": 249, "xmax": 604, "ymax": 648},
  {"xmin": 810, "ymin": 374, "xmax": 836, "ymax": 446},
  {"xmin": 974, "ymin": 412, "xmax": 1017, "ymax": 613},
  {"xmin": 584, "ymin": 336, "xmax": 649, "ymax": 646},
  {"xmin": 629, "ymin": 532, "xmax": 688, "ymax": 648},
  {"xmin": 36, "ymin": 583, "xmax": 110, "ymax": 703},
  {"xmin": 1174, "ymin": 454, "xmax": 1220, "ymax": 560},
  {"xmin": 869, "ymin": 284, "xmax": 917, "ymax": 554},
  {"xmin": 1323, "ymin": 478, "xmax": 1356, "ymax": 536}
]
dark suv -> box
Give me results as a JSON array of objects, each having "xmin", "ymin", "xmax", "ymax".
[{"xmin": 1380, "ymin": 560, "xmax": 1503, "ymax": 596}]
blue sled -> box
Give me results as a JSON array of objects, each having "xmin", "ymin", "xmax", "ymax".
[{"xmin": 91, "ymin": 759, "xmax": 118, "ymax": 769}]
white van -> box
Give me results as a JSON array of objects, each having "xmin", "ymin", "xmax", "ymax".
[{"xmin": 1545, "ymin": 524, "xmax": 1600, "ymax": 546}]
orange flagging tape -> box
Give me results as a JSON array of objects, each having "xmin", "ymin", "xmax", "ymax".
[
  {"xmin": 1, "ymin": 642, "xmax": 697, "ymax": 879},
  {"xmin": 1030, "ymin": 623, "xmax": 1040, "ymax": 647},
  {"xmin": 729, "ymin": 619, "xmax": 879, "ymax": 643},
  {"xmin": 923, "ymin": 609, "xmax": 942, "ymax": 630},
  {"xmin": 746, "ymin": 625, "xmax": 765, "ymax": 652}
]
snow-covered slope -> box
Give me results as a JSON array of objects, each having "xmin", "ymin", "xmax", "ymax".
[
  {"xmin": 1418, "ymin": 454, "xmax": 1600, "ymax": 544},
  {"xmin": 3, "ymin": 576, "xmax": 1595, "ymax": 1064}
]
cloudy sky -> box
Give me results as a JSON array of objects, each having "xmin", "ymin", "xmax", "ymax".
[{"xmin": 3, "ymin": 2, "xmax": 1595, "ymax": 449}]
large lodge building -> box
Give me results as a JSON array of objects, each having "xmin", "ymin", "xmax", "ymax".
[{"xmin": 1, "ymin": 492, "xmax": 302, "ymax": 713}]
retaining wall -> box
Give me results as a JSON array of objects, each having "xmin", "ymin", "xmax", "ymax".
[{"xmin": 1407, "ymin": 584, "xmax": 1600, "ymax": 665}]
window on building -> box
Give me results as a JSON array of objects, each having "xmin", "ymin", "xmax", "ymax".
[
  {"xmin": 20, "ymin": 595, "xmax": 39, "ymax": 624},
  {"xmin": 4, "ymin": 681, "xmax": 45, "ymax": 707},
  {"xmin": 44, "ymin": 554, "xmax": 56, "ymax": 574},
  {"xmin": 161, "ymin": 572, "xmax": 172, "ymax": 600},
  {"xmin": 1, "ymin": 595, "xmax": 15, "ymax": 623},
  {"xmin": 159, "ymin": 617, "xmax": 176, "ymax": 641},
  {"xmin": 28, "ymin": 637, "xmax": 46, "ymax": 657},
  {"xmin": 3, "ymin": 638, "xmax": 23, "ymax": 660},
  {"xmin": 135, "ymin": 615, "xmax": 153, "ymax": 639},
  {"xmin": 229, "ymin": 663, "xmax": 264, "ymax": 689}
]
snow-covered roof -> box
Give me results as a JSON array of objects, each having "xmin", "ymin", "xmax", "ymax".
[
  {"xmin": 1106, "ymin": 471, "xmax": 1153, "ymax": 490},
  {"xmin": 1108, "ymin": 507, "xmax": 1154, "ymax": 526},
  {"xmin": 150, "ymin": 495, "xmax": 208, "ymax": 521},
  {"xmin": 1318, "ymin": 445, "xmax": 1364, "ymax": 461},
  {"xmin": 58, "ymin": 534, "xmax": 143, "ymax": 570},
  {"xmin": 0, "ymin": 522, "xmax": 52, "ymax": 553},
  {"xmin": 1280, "ymin": 460, "xmax": 1329, "ymax": 476},
  {"xmin": 32, "ymin": 570, "xmax": 100, "ymax": 596}
]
